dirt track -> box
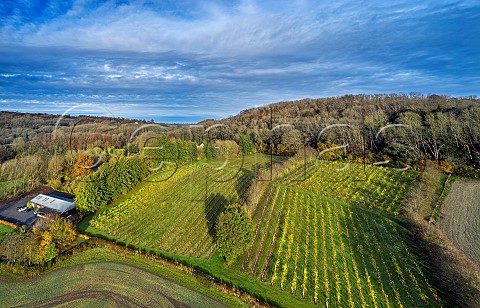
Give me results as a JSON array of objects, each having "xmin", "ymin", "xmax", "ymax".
[
  {"xmin": 15, "ymin": 290, "xmax": 149, "ymax": 308},
  {"xmin": 439, "ymin": 181, "xmax": 480, "ymax": 265}
]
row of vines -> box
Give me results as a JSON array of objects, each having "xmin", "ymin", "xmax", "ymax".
[
  {"xmin": 239, "ymin": 161, "xmax": 439, "ymax": 306},
  {"xmin": 88, "ymin": 155, "xmax": 271, "ymax": 258}
]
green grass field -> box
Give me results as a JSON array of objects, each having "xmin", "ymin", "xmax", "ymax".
[
  {"xmin": 0, "ymin": 260, "xmax": 228, "ymax": 307},
  {"xmin": 80, "ymin": 156, "xmax": 441, "ymax": 307},
  {"xmin": 0, "ymin": 224, "xmax": 17, "ymax": 243},
  {"xmin": 0, "ymin": 245, "xmax": 247, "ymax": 307}
]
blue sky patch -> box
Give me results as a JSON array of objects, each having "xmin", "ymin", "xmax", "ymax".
[{"xmin": 0, "ymin": 0, "xmax": 479, "ymax": 123}]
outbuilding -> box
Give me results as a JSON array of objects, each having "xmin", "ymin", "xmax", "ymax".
[{"xmin": 30, "ymin": 194, "xmax": 76, "ymax": 217}]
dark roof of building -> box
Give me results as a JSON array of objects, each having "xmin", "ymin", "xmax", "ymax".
[{"xmin": 30, "ymin": 194, "xmax": 75, "ymax": 214}]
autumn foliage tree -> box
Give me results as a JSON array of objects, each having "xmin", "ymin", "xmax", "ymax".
[
  {"xmin": 36, "ymin": 231, "xmax": 57, "ymax": 263},
  {"xmin": 46, "ymin": 218, "xmax": 77, "ymax": 251},
  {"xmin": 73, "ymin": 153, "xmax": 94, "ymax": 177},
  {"xmin": 439, "ymin": 160, "xmax": 454, "ymax": 174},
  {"xmin": 0, "ymin": 217, "xmax": 77, "ymax": 266}
]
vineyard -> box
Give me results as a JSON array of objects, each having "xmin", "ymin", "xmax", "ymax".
[
  {"xmin": 85, "ymin": 154, "xmax": 282, "ymax": 258},
  {"xmin": 288, "ymin": 160, "xmax": 417, "ymax": 214},
  {"xmin": 82, "ymin": 156, "xmax": 441, "ymax": 307},
  {"xmin": 237, "ymin": 161, "xmax": 440, "ymax": 306}
]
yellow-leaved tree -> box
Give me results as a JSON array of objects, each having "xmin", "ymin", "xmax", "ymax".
[{"xmin": 73, "ymin": 153, "xmax": 94, "ymax": 177}]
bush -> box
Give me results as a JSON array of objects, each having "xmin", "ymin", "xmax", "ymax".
[
  {"xmin": 439, "ymin": 160, "xmax": 454, "ymax": 174},
  {"xmin": 455, "ymin": 165, "xmax": 480, "ymax": 178}
]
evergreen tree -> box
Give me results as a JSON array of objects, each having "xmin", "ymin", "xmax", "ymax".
[
  {"xmin": 215, "ymin": 203, "xmax": 253, "ymax": 265},
  {"xmin": 239, "ymin": 133, "xmax": 254, "ymax": 154},
  {"xmin": 75, "ymin": 155, "xmax": 149, "ymax": 213},
  {"xmin": 204, "ymin": 141, "xmax": 217, "ymax": 160}
]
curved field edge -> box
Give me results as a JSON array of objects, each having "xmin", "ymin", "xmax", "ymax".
[
  {"xmin": 439, "ymin": 180, "xmax": 480, "ymax": 265},
  {"xmin": 0, "ymin": 247, "xmax": 246, "ymax": 308}
]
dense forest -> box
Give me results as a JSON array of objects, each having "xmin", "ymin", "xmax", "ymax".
[
  {"xmin": 0, "ymin": 112, "xmax": 152, "ymax": 199},
  {"xmin": 190, "ymin": 94, "xmax": 480, "ymax": 176}
]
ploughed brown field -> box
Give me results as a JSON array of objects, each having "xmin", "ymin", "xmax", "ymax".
[{"xmin": 440, "ymin": 181, "xmax": 480, "ymax": 265}]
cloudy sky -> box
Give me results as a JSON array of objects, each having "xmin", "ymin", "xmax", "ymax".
[{"xmin": 0, "ymin": 0, "xmax": 479, "ymax": 123}]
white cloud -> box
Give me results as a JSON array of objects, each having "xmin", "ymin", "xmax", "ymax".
[
  {"xmin": 1, "ymin": 0, "xmax": 479, "ymax": 122},
  {"xmin": 2, "ymin": 1, "xmax": 336, "ymax": 55}
]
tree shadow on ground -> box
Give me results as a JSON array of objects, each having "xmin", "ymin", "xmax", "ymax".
[
  {"xmin": 235, "ymin": 169, "xmax": 254, "ymax": 203},
  {"xmin": 204, "ymin": 193, "xmax": 229, "ymax": 239}
]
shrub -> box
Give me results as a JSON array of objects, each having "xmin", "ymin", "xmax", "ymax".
[{"xmin": 439, "ymin": 160, "xmax": 454, "ymax": 174}]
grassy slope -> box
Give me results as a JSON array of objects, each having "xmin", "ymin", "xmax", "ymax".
[
  {"xmin": 0, "ymin": 262, "xmax": 227, "ymax": 307},
  {"xmin": 400, "ymin": 161, "xmax": 480, "ymax": 307},
  {"xmin": 83, "ymin": 154, "xmax": 281, "ymax": 260},
  {"xmin": 237, "ymin": 163, "xmax": 439, "ymax": 307},
  {"xmin": 0, "ymin": 247, "xmax": 246, "ymax": 308}
]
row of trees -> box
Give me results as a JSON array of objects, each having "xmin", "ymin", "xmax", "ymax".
[
  {"xmin": 0, "ymin": 111, "xmax": 153, "ymax": 201},
  {"xmin": 0, "ymin": 152, "xmax": 48, "ymax": 200},
  {"xmin": 143, "ymin": 135, "xmax": 251, "ymax": 163},
  {"xmin": 74, "ymin": 154, "xmax": 150, "ymax": 213},
  {"xmin": 0, "ymin": 147, "xmax": 110, "ymax": 200},
  {"xmin": 2, "ymin": 94, "xmax": 479, "ymax": 203},
  {"xmin": 143, "ymin": 136, "xmax": 198, "ymax": 166},
  {"xmin": 0, "ymin": 111, "xmax": 146, "ymax": 147}
]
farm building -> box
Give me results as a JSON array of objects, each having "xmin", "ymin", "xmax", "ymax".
[{"xmin": 30, "ymin": 194, "xmax": 76, "ymax": 217}]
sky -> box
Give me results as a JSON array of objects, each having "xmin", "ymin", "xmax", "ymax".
[{"xmin": 0, "ymin": 0, "xmax": 479, "ymax": 123}]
